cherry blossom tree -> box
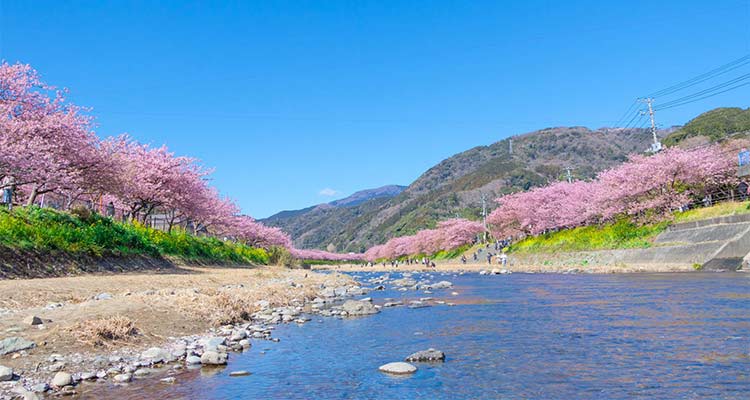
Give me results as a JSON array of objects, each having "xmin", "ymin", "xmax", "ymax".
[
  {"xmin": 0, "ymin": 62, "xmax": 101, "ymax": 205},
  {"xmin": 487, "ymin": 144, "xmax": 738, "ymax": 238}
]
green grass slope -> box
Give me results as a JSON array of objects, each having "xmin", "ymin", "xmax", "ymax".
[{"xmin": 0, "ymin": 207, "xmax": 268, "ymax": 265}]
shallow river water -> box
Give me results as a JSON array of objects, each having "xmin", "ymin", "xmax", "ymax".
[{"xmin": 86, "ymin": 272, "xmax": 749, "ymax": 399}]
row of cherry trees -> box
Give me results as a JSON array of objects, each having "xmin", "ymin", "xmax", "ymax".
[
  {"xmin": 364, "ymin": 218, "xmax": 484, "ymax": 261},
  {"xmin": 0, "ymin": 62, "xmax": 304, "ymax": 251},
  {"xmin": 6, "ymin": 62, "xmax": 740, "ymax": 262},
  {"xmin": 487, "ymin": 145, "xmax": 738, "ymax": 238}
]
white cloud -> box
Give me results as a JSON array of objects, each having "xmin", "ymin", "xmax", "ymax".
[{"xmin": 318, "ymin": 188, "xmax": 339, "ymax": 197}]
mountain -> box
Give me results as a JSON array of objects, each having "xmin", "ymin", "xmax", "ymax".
[
  {"xmin": 264, "ymin": 107, "xmax": 750, "ymax": 253},
  {"xmin": 663, "ymin": 107, "xmax": 750, "ymax": 146},
  {"xmin": 329, "ymin": 185, "xmax": 407, "ymax": 207},
  {"xmin": 261, "ymin": 185, "xmax": 406, "ymax": 251},
  {"xmin": 264, "ymin": 126, "xmax": 662, "ymax": 252}
]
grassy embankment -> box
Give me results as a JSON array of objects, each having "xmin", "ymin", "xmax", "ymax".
[
  {"xmin": 504, "ymin": 201, "xmax": 750, "ymax": 254},
  {"xmin": 0, "ymin": 206, "xmax": 269, "ymax": 265}
]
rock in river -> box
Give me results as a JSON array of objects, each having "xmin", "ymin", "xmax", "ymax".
[
  {"xmin": 141, "ymin": 347, "xmax": 170, "ymax": 364},
  {"xmin": 341, "ymin": 300, "xmax": 379, "ymax": 316},
  {"xmin": 430, "ymin": 281, "xmax": 453, "ymax": 290},
  {"xmin": 405, "ymin": 348, "xmax": 446, "ymax": 362},
  {"xmin": 378, "ymin": 362, "xmax": 417, "ymax": 375},
  {"xmin": 112, "ymin": 373, "xmax": 132, "ymax": 383},
  {"xmin": 186, "ymin": 355, "xmax": 202, "ymax": 365},
  {"xmin": 200, "ymin": 351, "xmax": 228, "ymax": 365}
]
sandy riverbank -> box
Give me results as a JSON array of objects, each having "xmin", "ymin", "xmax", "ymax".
[{"xmin": 0, "ymin": 265, "xmax": 355, "ymax": 398}]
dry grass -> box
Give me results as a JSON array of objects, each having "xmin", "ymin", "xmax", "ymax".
[{"xmin": 75, "ymin": 315, "xmax": 140, "ymax": 346}]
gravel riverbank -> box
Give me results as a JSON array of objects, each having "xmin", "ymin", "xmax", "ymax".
[{"xmin": 0, "ymin": 266, "xmax": 460, "ymax": 399}]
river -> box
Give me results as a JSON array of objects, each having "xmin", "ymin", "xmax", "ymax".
[{"xmin": 83, "ymin": 272, "xmax": 750, "ymax": 399}]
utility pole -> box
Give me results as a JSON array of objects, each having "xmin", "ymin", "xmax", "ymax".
[
  {"xmin": 508, "ymin": 138, "xmax": 513, "ymax": 155},
  {"xmin": 481, "ymin": 193, "xmax": 488, "ymax": 243},
  {"xmin": 565, "ymin": 167, "xmax": 573, "ymax": 183},
  {"xmin": 640, "ymin": 97, "xmax": 662, "ymax": 152}
]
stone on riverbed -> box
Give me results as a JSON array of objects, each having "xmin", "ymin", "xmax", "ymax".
[
  {"xmin": 200, "ymin": 337, "xmax": 226, "ymax": 352},
  {"xmin": 51, "ymin": 371, "xmax": 72, "ymax": 387},
  {"xmin": 408, "ymin": 301, "xmax": 430, "ymax": 309},
  {"xmin": 112, "ymin": 373, "xmax": 132, "ymax": 383},
  {"xmin": 405, "ymin": 348, "xmax": 446, "ymax": 362},
  {"xmin": 341, "ymin": 300, "xmax": 379, "ymax": 316},
  {"xmin": 186, "ymin": 355, "xmax": 202, "ymax": 365},
  {"xmin": 141, "ymin": 347, "xmax": 170, "ymax": 364},
  {"xmin": 0, "ymin": 365, "xmax": 13, "ymax": 381},
  {"xmin": 79, "ymin": 372, "xmax": 96, "ymax": 381},
  {"xmin": 200, "ymin": 351, "xmax": 228, "ymax": 365},
  {"xmin": 229, "ymin": 370, "xmax": 251, "ymax": 377},
  {"xmin": 378, "ymin": 362, "xmax": 417, "ymax": 375},
  {"xmin": 0, "ymin": 337, "xmax": 35, "ymax": 355},
  {"xmin": 430, "ymin": 281, "xmax": 452, "ymax": 289}
]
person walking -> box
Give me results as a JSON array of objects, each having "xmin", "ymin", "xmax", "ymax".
[
  {"xmin": 2, "ymin": 176, "xmax": 15, "ymax": 210},
  {"xmin": 461, "ymin": 255, "xmax": 467, "ymax": 264},
  {"xmin": 500, "ymin": 252, "xmax": 508, "ymax": 268},
  {"xmin": 106, "ymin": 201, "xmax": 116, "ymax": 217}
]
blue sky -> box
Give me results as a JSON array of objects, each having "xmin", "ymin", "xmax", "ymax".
[{"xmin": 1, "ymin": 0, "xmax": 749, "ymax": 217}]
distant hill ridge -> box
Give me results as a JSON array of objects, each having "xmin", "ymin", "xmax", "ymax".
[
  {"xmin": 329, "ymin": 185, "xmax": 407, "ymax": 208},
  {"xmin": 262, "ymin": 107, "xmax": 750, "ymax": 252}
]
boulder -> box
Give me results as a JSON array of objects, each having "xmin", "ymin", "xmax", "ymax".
[
  {"xmin": 93, "ymin": 293, "xmax": 113, "ymax": 301},
  {"xmin": 405, "ymin": 348, "xmax": 446, "ymax": 362},
  {"xmin": 378, "ymin": 362, "xmax": 417, "ymax": 375},
  {"xmin": 200, "ymin": 351, "xmax": 228, "ymax": 365},
  {"xmin": 23, "ymin": 316, "xmax": 43, "ymax": 326},
  {"xmin": 200, "ymin": 337, "xmax": 226, "ymax": 352},
  {"xmin": 430, "ymin": 281, "xmax": 453, "ymax": 290},
  {"xmin": 0, "ymin": 337, "xmax": 35, "ymax": 355},
  {"xmin": 141, "ymin": 347, "xmax": 170, "ymax": 364},
  {"xmin": 392, "ymin": 278, "xmax": 417, "ymax": 287},
  {"xmin": 112, "ymin": 373, "xmax": 132, "ymax": 383},
  {"xmin": 229, "ymin": 330, "xmax": 247, "ymax": 342},
  {"xmin": 79, "ymin": 372, "xmax": 96, "ymax": 381},
  {"xmin": 160, "ymin": 377, "xmax": 176, "ymax": 384},
  {"xmin": 0, "ymin": 365, "xmax": 13, "ymax": 381},
  {"xmin": 185, "ymin": 355, "xmax": 202, "ymax": 365},
  {"xmin": 51, "ymin": 371, "xmax": 72, "ymax": 387},
  {"xmin": 341, "ymin": 300, "xmax": 379, "ymax": 316},
  {"xmin": 408, "ymin": 301, "xmax": 430, "ymax": 309},
  {"xmin": 30, "ymin": 383, "xmax": 49, "ymax": 393}
]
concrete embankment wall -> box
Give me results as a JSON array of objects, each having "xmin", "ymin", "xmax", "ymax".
[{"xmin": 512, "ymin": 214, "xmax": 750, "ymax": 271}]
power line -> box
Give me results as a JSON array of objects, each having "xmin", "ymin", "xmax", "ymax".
[
  {"xmin": 654, "ymin": 81, "xmax": 750, "ymax": 111},
  {"xmin": 654, "ymin": 72, "xmax": 750, "ymax": 109},
  {"xmin": 648, "ymin": 54, "xmax": 750, "ymax": 98},
  {"xmin": 614, "ymin": 99, "xmax": 639, "ymax": 127}
]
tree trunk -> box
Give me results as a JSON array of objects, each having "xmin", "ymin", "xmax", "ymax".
[{"xmin": 26, "ymin": 186, "xmax": 39, "ymax": 206}]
